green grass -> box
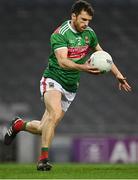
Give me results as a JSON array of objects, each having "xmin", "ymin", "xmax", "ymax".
[{"xmin": 0, "ymin": 163, "xmax": 138, "ymax": 179}]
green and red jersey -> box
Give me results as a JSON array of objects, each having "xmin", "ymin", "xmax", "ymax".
[{"xmin": 43, "ymin": 20, "xmax": 98, "ymax": 92}]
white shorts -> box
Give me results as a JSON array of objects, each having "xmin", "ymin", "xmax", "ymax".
[{"xmin": 40, "ymin": 77, "xmax": 76, "ymax": 112}]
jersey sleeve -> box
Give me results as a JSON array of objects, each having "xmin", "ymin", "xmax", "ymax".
[
  {"xmin": 50, "ymin": 33, "xmax": 67, "ymax": 51},
  {"xmin": 89, "ymin": 30, "xmax": 98, "ymax": 48}
]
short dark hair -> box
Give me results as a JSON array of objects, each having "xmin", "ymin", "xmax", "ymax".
[{"xmin": 71, "ymin": 0, "xmax": 94, "ymax": 17}]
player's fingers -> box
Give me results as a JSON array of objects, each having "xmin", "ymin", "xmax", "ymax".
[
  {"xmin": 122, "ymin": 84, "xmax": 131, "ymax": 92},
  {"xmin": 92, "ymin": 71, "xmax": 101, "ymax": 74},
  {"xmin": 127, "ymin": 86, "xmax": 132, "ymax": 91},
  {"xmin": 119, "ymin": 83, "xmax": 122, "ymax": 90},
  {"xmin": 90, "ymin": 67, "xmax": 100, "ymax": 71},
  {"xmin": 124, "ymin": 86, "xmax": 129, "ymax": 92},
  {"xmin": 125, "ymin": 83, "xmax": 132, "ymax": 91},
  {"xmin": 123, "ymin": 82, "xmax": 132, "ymax": 91},
  {"xmin": 126, "ymin": 85, "xmax": 131, "ymax": 91},
  {"xmin": 93, "ymin": 69, "xmax": 101, "ymax": 73},
  {"xmin": 119, "ymin": 84, "xmax": 128, "ymax": 92},
  {"xmin": 88, "ymin": 70, "xmax": 101, "ymax": 75},
  {"xmin": 86, "ymin": 58, "xmax": 91, "ymax": 64},
  {"xmin": 119, "ymin": 81, "xmax": 132, "ymax": 92}
]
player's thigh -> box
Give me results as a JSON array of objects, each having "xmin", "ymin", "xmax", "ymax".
[{"xmin": 44, "ymin": 90, "xmax": 63, "ymax": 121}]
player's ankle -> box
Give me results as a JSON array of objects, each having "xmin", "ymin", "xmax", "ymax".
[
  {"xmin": 13, "ymin": 119, "xmax": 27, "ymax": 132},
  {"xmin": 39, "ymin": 157, "xmax": 49, "ymax": 162},
  {"xmin": 39, "ymin": 147, "xmax": 49, "ymax": 161}
]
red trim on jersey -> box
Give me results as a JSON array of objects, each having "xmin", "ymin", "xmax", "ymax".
[
  {"xmin": 42, "ymin": 78, "xmax": 47, "ymax": 95},
  {"xmin": 53, "ymin": 26, "xmax": 61, "ymax": 34}
]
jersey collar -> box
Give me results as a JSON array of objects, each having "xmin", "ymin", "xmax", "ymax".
[{"xmin": 68, "ymin": 20, "xmax": 78, "ymax": 34}]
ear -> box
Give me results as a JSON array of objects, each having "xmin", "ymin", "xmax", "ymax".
[{"xmin": 71, "ymin": 13, "xmax": 76, "ymax": 20}]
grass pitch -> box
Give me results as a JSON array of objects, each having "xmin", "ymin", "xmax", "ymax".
[{"xmin": 0, "ymin": 163, "xmax": 138, "ymax": 179}]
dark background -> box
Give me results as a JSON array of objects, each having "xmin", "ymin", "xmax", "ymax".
[{"xmin": 0, "ymin": 0, "xmax": 138, "ymax": 136}]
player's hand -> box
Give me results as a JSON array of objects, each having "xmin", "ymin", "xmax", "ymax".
[
  {"xmin": 117, "ymin": 76, "xmax": 132, "ymax": 92},
  {"xmin": 85, "ymin": 60, "xmax": 101, "ymax": 75},
  {"xmin": 88, "ymin": 66, "xmax": 101, "ymax": 75},
  {"xmin": 86, "ymin": 65, "xmax": 101, "ymax": 75}
]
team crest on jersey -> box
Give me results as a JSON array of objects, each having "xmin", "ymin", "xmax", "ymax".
[
  {"xmin": 69, "ymin": 39, "xmax": 75, "ymax": 45},
  {"xmin": 85, "ymin": 36, "xmax": 90, "ymax": 44}
]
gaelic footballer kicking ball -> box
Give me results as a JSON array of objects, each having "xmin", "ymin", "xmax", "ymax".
[{"xmin": 90, "ymin": 51, "xmax": 113, "ymax": 73}]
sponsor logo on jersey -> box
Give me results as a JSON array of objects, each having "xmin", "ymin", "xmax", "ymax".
[
  {"xmin": 69, "ymin": 39, "xmax": 75, "ymax": 45},
  {"xmin": 68, "ymin": 45, "xmax": 90, "ymax": 59}
]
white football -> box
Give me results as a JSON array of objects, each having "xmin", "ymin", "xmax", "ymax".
[{"xmin": 90, "ymin": 51, "xmax": 113, "ymax": 73}]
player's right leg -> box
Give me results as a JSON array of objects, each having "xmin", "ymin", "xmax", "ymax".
[{"xmin": 37, "ymin": 90, "xmax": 64, "ymax": 171}]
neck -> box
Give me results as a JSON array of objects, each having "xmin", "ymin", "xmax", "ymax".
[{"xmin": 70, "ymin": 20, "xmax": 78, "ymax": 32}]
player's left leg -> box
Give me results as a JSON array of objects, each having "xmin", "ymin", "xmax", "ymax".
[
  {"xmin": 4, "ymin": 113, "xmax": 48, "ymax": 145},
  {"xmin": 4, "ymin": 117, "xmax": 27, "ymax": 145}
]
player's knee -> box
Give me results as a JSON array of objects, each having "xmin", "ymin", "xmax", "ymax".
[
  {"xmin": 37, "ymin": 126, "xmax": 42, "ymax": 134},
  {"xmin": 49, "ymin": 110, "xmax": 62, "ymax": 124}
]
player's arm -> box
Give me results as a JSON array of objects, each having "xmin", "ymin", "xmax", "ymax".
[
  {"xmin": 93, "ymin": 44, "xmax": 103, "ymax": 51},
  {"xmin": 111, "ymin": 63, "xmax": 132, "ymax": 91},
  {"xmin": 51, "ymin": 32, "xmax": 100, "ymax": 74},
  {"xmin": 93, "ymin": 44, "xmax": 132, "ymax": 91},
  {"xmin": 55, "ymin": 47, "xmax": 100, "ymax": 74}
]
